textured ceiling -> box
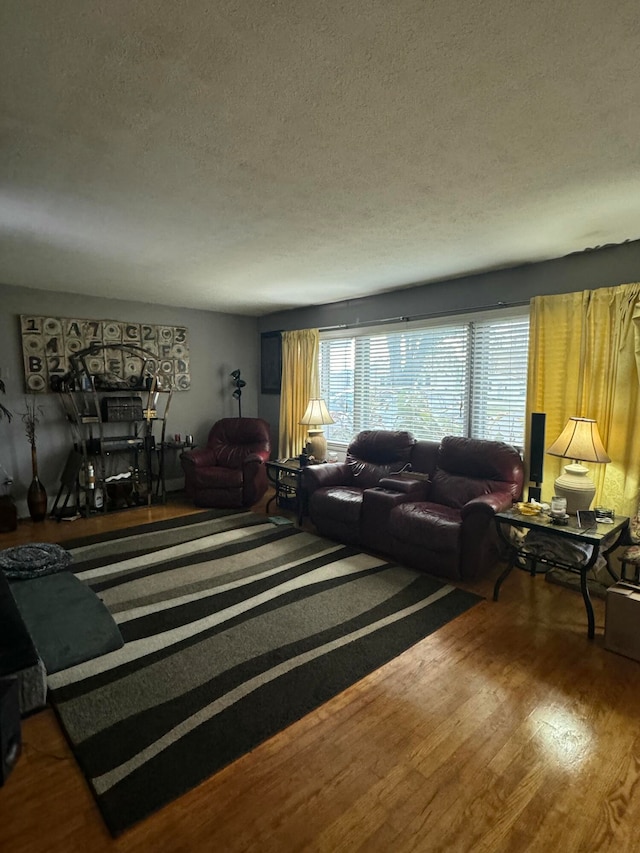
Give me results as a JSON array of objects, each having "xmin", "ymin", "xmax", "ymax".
[{"xmin": 1, "ymin": 1, "xmax": 640, "ymax": 316}]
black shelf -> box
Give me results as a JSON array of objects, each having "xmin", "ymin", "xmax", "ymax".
[{"xmin": 57, "ymin": 382, "xmax": 174, "ymax": 517}]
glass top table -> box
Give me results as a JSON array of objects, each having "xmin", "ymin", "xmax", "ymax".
[{"xmin": 493, "ymin": 508, "xmax": 629, "ymax": 638}]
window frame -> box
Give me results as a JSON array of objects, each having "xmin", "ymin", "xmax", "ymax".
[{"xmin": 319, "ymin": 306, "xmax": 530, "ymax": 451}]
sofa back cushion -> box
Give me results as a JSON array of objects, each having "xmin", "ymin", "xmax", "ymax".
[
  {"xmin": 409, "ymin": 440, "xmax": 440, "ymax": 477},
  {"xmin": 429, "ymin": 436, "xmax": 524, "ymax": 508},
  {"xmin": 209, "ymin": 417, "xmax": 271, "ymax": 469},
  {"xmin": 428, "ymin": 470, "xmax": 495, "ymax": 508},
  {"xmin": 346, "ymin": 430, "xmax": 416, "ymax": 490}
]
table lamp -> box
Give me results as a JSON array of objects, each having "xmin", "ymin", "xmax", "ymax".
[
  {"xmin": 299, "ymin": 398, "xmax": 334, "ymax": 463},
  {"xmin": 546, "ymin": 416, "xmax": 610, "ymax": 514}
]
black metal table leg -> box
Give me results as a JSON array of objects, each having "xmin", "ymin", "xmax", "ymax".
[
  {"xmin": 579, "ymin": 566, "xmax": 596, "ymax": 640},
  {"xmin": 493, "ymin": 555, "xmax": 516, "ymax": 601}
]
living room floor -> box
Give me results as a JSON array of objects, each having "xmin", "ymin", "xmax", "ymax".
[{"xmin": 1, "ymin": 491, "xmax": 639, "ymax": 852}]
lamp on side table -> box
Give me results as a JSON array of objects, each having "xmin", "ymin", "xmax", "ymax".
[
  {"xmin": 299, "ymin": 399, "xmax": 334, "ymax": 463},
  {"xmin": 546, "ymin": 417, "xmax": 610, "ymax": 515}
]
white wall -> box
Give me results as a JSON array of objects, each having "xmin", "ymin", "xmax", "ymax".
[{"xmin": 0, "ymin": 283, "xmax": 258, "ymax": 517}]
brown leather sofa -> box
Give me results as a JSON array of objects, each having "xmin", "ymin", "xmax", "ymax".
[
  {"xmin": 181, "ymin": 417, "xmax": 271, "ymax": 508},
  {"xmin": 303, "ymin": 430, "xmax": 524, "ymax": 582}
]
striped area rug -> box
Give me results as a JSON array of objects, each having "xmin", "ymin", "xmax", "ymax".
[{"xmin": 50, "ymin": 510, "xmax": 481, "ymax": 836}]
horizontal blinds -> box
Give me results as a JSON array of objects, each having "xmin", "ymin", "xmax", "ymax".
[
  {"xmin": 469, "ymin": 317, "xmax": 530, "ymax": 445},
  {"xmin": 319, "ymin": 338, "xmax": 355, "ymax": 443},
  {"xmin": 358, "ymin": 325, "xmax": 469, "ymax": 440},
  {"xmin": 319, "ymin": 310, "xmax": 529, "ymax": 447}
]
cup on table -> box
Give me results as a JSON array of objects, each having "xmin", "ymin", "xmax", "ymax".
[{"xmin": 550, "ymin": 495, "xmax": 567, "ymax": 517}]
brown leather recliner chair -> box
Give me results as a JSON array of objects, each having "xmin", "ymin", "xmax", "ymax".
[{"xmin": 181, "ymin": 417, "xmax": 270, "ymax": 508}]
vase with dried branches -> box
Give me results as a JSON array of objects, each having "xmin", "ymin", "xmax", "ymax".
[{"xmin": 22, "ymin": 395, "xmax": 47, "ymax": 522}]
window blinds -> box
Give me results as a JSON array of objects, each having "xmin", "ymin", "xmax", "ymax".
[{"xmin": 319, "ymin": 311, "xmax": 529, "ymax": 447}]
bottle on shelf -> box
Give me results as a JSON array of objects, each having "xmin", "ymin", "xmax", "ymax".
[{"xmin": 93, "ymin": 486, "xmax": 104, "ymax": 510}]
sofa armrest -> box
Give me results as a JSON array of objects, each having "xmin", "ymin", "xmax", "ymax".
[
  {"xmin": 303, "ymin": 462, "xmax": 353, "ymax": 498},
  {"xmin": 379, "ymin": 475, "xmax": 429, "ymax": 499},
  {"xmin": 242, "ymin": 453, "xmax": 267, "ymax": 481},
  {"xmin": 243, "ymin": 451, "xmax": 268, "ymax": 466},
  {"xmin": 461, "ymin": 491, "xmax": 514, "ymax": 519},
  {"xmin": 181, "ymin": 447, "xmax": 217, "ymax": 469}
]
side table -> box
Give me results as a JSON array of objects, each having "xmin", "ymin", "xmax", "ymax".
[
  {"xmin": 493, "ymin": 508, "xmax": 629, "ymax": 638},
  {"xmin": 155, "ymin": 442, "xmax": 196, "ymax": 502},
  {"xmin": 265, "ymin": 459, "xmax": 306, "ymax": 525}
]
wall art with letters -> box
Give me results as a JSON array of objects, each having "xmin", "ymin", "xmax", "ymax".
[{"xmin": 20, "ymin": 315, "xmax": 191, "ymax": 392}]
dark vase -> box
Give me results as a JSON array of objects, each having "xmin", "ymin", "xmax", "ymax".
[{"xmin": 27, "ymin": 447, "xmax": 47, "ymax": 522}]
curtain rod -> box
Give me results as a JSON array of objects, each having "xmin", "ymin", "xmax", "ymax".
[{"xmin": 319, "ymin": 299, "xmax": 529, "ymax": 332}]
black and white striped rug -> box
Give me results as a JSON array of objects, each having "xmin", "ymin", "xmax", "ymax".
[{"xmin": 50, "ymin": 511, "xmax": 481, "ymax": 836}]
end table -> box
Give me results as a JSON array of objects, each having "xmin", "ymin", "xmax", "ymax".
[
  {"xmin": 493, "ymin": 508, "xmax": 629, "ymax": 638},
  {"xmin": 265, "ymin": 459, "xmax": 306, "ymax": 525}
]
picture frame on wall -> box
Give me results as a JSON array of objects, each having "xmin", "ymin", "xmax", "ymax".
[{"xmin": 261, "ymin": 331, "xmax": 282, "ymax": 394}]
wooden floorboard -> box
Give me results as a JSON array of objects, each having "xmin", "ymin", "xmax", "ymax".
[{"xmin": 1, "ymin": 493, "xmax": 639, "ymax": 852}]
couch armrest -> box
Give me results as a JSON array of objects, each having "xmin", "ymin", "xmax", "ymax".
[
  {"xmin": 181, "ymin": 447, "xmax": 217, "ymax": 469},
  {"xmin": 379, "ymin": 475, "xmax": 429, "ymax": 499},
  {"xmin": 243, "ymin": 451, "xmax": 268, "ymax": 466},
  {"xmin": 303, "ymin": 462, "xmax": 353, "ymax": 498},
  {"xmin": 461, "ymin": 491, "xmax": 514, "ymax": 519}
]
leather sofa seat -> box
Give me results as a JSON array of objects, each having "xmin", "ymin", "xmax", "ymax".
[
  {"xmin": 309, "ymin": 486, "xmax": 366, "ymax": 545},
  {"xmin": 390, "ymin": 502, "xmax": 462, "ymax": 580}
]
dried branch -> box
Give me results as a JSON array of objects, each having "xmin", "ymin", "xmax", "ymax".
[
  {"xmin": 0, "ymin": 378, "xmax": 11, "ymax": 422},
  {"xmin": 21, "ymin": 395, "xmax": 44, "ymax": 449}
]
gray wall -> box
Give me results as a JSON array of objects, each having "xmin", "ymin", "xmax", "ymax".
[
  {"xmin": 0, "ymin": 283, "xmax": 258, "ymax": 517},
  {"xmin": 257, "ymin": 240, "xmax": 640, "ymax": 439}
]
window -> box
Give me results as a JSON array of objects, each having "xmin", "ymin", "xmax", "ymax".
[{"xmin": 319, "ymin": 310, "xmax": 529, "ymax": 447}]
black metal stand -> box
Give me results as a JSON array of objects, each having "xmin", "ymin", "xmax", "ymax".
[{"xmin": 493, "ymin": 510, "xmax": 629, "ymax": 639}]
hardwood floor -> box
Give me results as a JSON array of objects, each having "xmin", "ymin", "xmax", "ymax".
[{"xmin": 1, "ymin": 495, "xmax": 639, "ymax": 852}]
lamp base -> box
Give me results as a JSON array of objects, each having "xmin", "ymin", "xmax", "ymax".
[
  {"xmin": 553, "ymin": 462, "xmax": 596, "ymax": 515},
  {"xmin": 305, "ymin": 429, "xmax": 327, "ymax": 463}
]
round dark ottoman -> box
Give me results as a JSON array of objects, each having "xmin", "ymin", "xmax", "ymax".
[{"xmin": 0, "ymin": 542, "xmax": 71, "ymax": 580}]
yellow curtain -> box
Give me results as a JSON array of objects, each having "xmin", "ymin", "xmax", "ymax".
[
  {"xmin": 278, "ymin": 329, "xmax": 319, "ymax": 459},
  {"xmin": 527, "ymin": 283, "xmax": 640, "ymax": 517}
]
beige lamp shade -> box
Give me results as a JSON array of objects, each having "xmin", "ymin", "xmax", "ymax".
[
  {"xmin": 299, "ymin": 398, "xmax": 334, "ymax": 462},
  {"xmin": 546, "ymin": 417, "xmax": 611, "ymax": 464},
  {"xmin": 546, "ymin": 417, "xmax": 610, "ymax": 514}
]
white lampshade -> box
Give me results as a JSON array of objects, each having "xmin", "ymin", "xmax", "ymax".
[
  {"xmin": 546, "ymin": 417, "xmax": 610, "ymax": 514},
  {"xmin": 299, "ymin": 399, "xmax": 334, "ymax": 462},
  {"xmin": 299, "ymin": 399, "xmax": 334, "ymax": 427}
]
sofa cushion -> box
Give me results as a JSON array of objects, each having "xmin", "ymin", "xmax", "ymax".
[
  {"xmin": 192, "ymin": 466, "xmax": 243, "ymax": 489},
  {"xmin": 345, "ymin": 430, "xmax": 416, "ymax": 489},
  {"xmin": 428, "ymin": 470, "xmax": 496, "ymax": 509},
  {"xmin": 310, "ymin": 486, "xmax": 364, "ymax": 526},
  {"xmin": 348, "ymin": 429, "xmax": 416, "ymax": 464},
  {"xmin": 390, "ymin": 502, "xmax": 462, "ymax": 553},
  {"xmin": 438, "ymin": 436, "xmax": 524, "ymax": 493},
  {"xmin": 9, "ymin": 573, "xmax": 124, "ymax": 675}
]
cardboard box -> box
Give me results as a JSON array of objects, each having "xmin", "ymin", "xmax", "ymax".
[{"xmin": 604, "ymin": 582, "xmax": 640, "ymax": 662}]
